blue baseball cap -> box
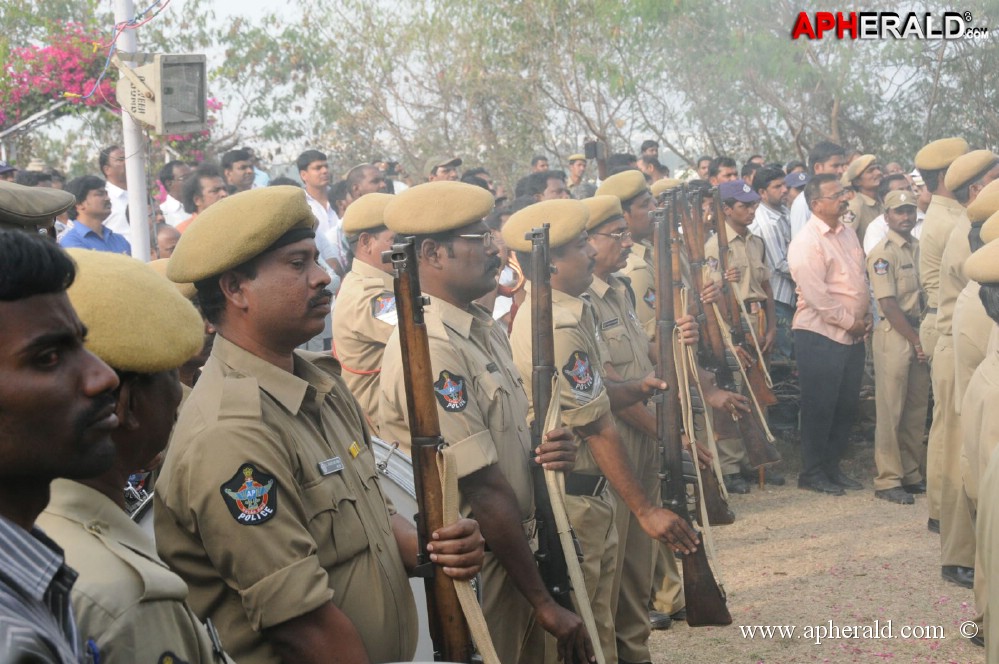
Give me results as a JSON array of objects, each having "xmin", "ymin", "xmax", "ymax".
[
  {"xmin": 784, "ymin": 171, "xmax": 810, "ymax": 189},
  {"xmin": 719, "ymin": 179, "xmax": 760, "ymax": 203}
]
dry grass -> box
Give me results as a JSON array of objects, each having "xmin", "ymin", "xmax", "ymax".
[{"xmin": 650, "ymin": 431, "xmax": 985, "ymax": 664}]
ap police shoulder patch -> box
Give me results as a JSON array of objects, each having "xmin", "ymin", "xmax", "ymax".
[
  {"xmin": 562, "ymin": 350, "xmax": 598, "ymax": 398},
  {"xmin": 220, "ymin": 463, "xmax": 278, "ymax": 525},
  {"xmin": 873, "ymin": 258, "xmax": 889, "ymax": 275},
  {"xmin": 434, "ymin": 370, "xmax": 468, "ymax": 412}
]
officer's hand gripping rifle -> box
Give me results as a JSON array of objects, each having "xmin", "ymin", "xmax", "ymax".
[
  {"xmin": 653, "ymin": 199, "xmax": 732, "ymax": 627},
  {"xmin": 680, "ymin": 188, "xmax": 780, "ymax": 469},
  {"xmin": 384, "ymin": 238, "xmax": 475, "ymax": 663},
  {"xmin": 710, "ymin": 188, "xmax": 779, "ymax": 409}
]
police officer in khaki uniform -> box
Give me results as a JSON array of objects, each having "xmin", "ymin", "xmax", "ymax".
[
  {"xmin": 704, "ymin": 180, "xmax": 779, "ymax": 494},
  {"xmin": 0, "ymin": 178, "xmax": 76, "ymax": 235},
  {"xmin": 841, "ymin": 154, "xmax": 883, "ymax": 246},
  {"xmin": 377, "ymin": 182, "xmax": 592, "ymax": 664},
  {"xmin": 914, "ymin": 137, "xmax": 970, "ymax": 531},
  {"xmin": 36, "ymin": 250, "xmax": 229, "ymax": 664},
  {"xmin": 930, "ymin": 150, "xmax": 999, "ymax": 590},
  {"xmin": 960, "ymin": 222, "xmax": 999, "ymax": 647},
  {"xmin": 155, "ymin": 186, "xmax": 484, "ymax": 664},
  {"xmin": 331, "ymin": 193, "xmax": 397, "ymax": 428},
  {"xmin": 506, "ymin": 199, "xmax": 699, "ymax": 664},
  {"xmin": 865, "ymin": 190, "xmax": 930, "ymax": 505}
]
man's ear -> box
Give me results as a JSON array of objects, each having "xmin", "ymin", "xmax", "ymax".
[
  {"xmin": 218, "ymin": 271, "xmax": 250, "ymax": 310},
  {"xmin": 418, "ymin": 238, "xmax": 445, "ymax": 268},
  {"xmin": 114, "ymin": 377, "xmax": 140, "ymax": 431}
]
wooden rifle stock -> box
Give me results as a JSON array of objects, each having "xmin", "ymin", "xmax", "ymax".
[
  {"xmin": 527, "ymin": 225, "xmax": 577, "ymax": 613},
  {"xmin": 710, "ymin": 189, "xmax": 779, "ymax": 408},
  {"xmin": 652, "ymin": 205, "xmax": 732, "ymax": 627},
  {"xmin": 384, "ymin": 239, "xmax": 475, "ymax": 662}
]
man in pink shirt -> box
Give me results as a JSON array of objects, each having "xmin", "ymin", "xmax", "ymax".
[{"xmin": 789, "ymin": 173, "xmax": 872, "ymax": 495}]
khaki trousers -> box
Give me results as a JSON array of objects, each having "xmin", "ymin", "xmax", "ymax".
[
  {"xmin": 872, "ymin": 324, "xmax": 930, "ymax": 491},
  {"xmin": 930, "ymin": 337, "xmax": 975, "ymax": 568},
  {"xmin": 920, "ymin": 313, "xmax": 941, "ymax": 519},
  {"xmin": 481, "ymin": 552, "xmax": 548, "ymax": 664}
]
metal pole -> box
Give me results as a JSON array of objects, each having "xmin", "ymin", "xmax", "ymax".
[{"xmin": 113, "ymin": 0, "xmax": 151, "ymax": 262}]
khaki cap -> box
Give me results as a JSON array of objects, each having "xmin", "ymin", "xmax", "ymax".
[
  {"xmin": 841, "ymin": 154, "xmax": 876, "ymax": 185},
  {"xmin": 383, "ymin": 181, "xmax": 493, "ymax": 235},
  {"xmin": 944, "ymin": 150, "xmax": 999, "ymax": 192},
  {"xmin": 0, "ymin": 180, "xmax": 76, "ymax": 230},
  {"xmin": 596, "ymin": 170, "xmax": 649, "ymax": 203},
  {"xmin": 424, "ymin": 155, "xmax": 462, "ymax": 176},
  {"xmin": 884, "ymin": 189, "xmax": 918, "ymax": 210},
  {"xmin": 167, "ymin": 186, "xmax": 315, "ymax": 283},
  {"xmin": 343, "ymin": 193, "xmax": 394, "ymax": 235},
  {"xmin": 567, "ymin": 153, "xmax": 586, "ymax": 163},
  {"xmin": 66, "ymin": 249, "xmax": 204, "ymax": 373},
  {"xmin": 967, "ymin": 180, "xmax": 999, "ymax": 223},
  {"xmin": 914, "ymin": 137, "xmax": 970, "ymax": 171},
  {"xmin": 501, "ymin": 199, "xmax": 589, "ymax": 252},
  {"xmin": 148, "ymin": 258, "xmax": 197, "ymax": 300},
  {"xmin": 965, "ymin": 237, "xmax": 999, "ymax": 284},
  {"xmin": 650, "ymin": 178, "xmax": 682, "ymax": 197},
  {"xmin": 582, "ymin": 195, "xmax": 624, "ymax": 230},
  {"xmin": 980, "ymin": 209, "xmax": 999, "ymax": 245}
]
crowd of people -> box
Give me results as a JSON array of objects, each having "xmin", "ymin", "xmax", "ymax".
[{"xmin": 1, "ymin": 132, "xmax": 998, "ymax": 664}]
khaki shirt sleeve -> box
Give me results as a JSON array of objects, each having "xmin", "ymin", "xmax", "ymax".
[
  {"xmin": 867, "ymin": 244, "xmax": 898, "ymax": 301},
  {"xmin": 178, "ymin": 420, "xmax": 334, "ymax": 631},
  {"xmin": 552, "ymin": 325, "xmax": 611, "ymax": 428},
  {"xmin": 703, "ymin": 235, "xmax": 723, "ymax": 285}
]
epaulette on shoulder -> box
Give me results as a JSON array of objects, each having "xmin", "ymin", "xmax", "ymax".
[
  {"xmin": 218, "ymin": 374, "xmax": 262, "ymax": 420},
  {"xmin": 553, "ymin": 306, "xmax": 579, "ymax": 329},
  {"xmin": 305, "ymin": 352, "xmax": 345, "ymax": 378}
]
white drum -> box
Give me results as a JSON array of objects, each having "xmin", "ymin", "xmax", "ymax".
[{"xmin": 372, "ymin": 436, "xmax": 435, "ymax": 661}]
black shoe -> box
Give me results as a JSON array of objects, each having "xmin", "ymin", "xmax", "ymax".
[
  {"xmin": 723, "ymin": 473, "xmax": 751, "ymax": 494},
  {"xmin": 875, "ymin": 487, "xmax": 914, "ymax": 504},
  {"xmin": 649, "ymin": 610, "xmax": 672, "ymax": 631},
  {"xmin": 902, "ymin": 480, "xmax": 926, "ymax": 494},
  {"xmin": 826, "ymin": 468, "xmax": 863, "ymax": 490},
  {"xmin": 928, "ymin": 518, "xmax": 940, "ymax": 533},
  {"xmin": 670, "ymin": 608, "xmax": 687, "ymax": 622},
  {"xmin": 941, "ymin": 565, "xmax": 974, "ymax": 589},
  {"xmin": 798, "ymin": 475, "xmax": 846, "ymax": 495},
  {"xmin": 742, "ymin": 467, "xmax": 786, "ymax": 486}
]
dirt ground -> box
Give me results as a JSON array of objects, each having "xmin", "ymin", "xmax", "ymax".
[{"xmin": 649, "ymin": 428, "xmax": 985, "ymax": 664}]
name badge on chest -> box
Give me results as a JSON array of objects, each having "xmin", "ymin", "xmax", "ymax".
[{"xmin": 319, "ymin": 457, "xmax": 345, "ymax": 476}]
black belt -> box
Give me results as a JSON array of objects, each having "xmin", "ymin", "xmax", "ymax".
[
  {"xmin": 924, "ymin": 307, "xmax": 937, "ymax": 315},
  {"xmin": 906, "ymin": 315, "xmax": 921, "ymax": 328},
  {"xmin": 564, "ymin": 473, "xmax": 608, "ymax": 497}
]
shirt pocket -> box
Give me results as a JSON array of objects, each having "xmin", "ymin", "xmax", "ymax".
[
  {"xmin": 896, "ymin": 263, "xmax": 919, "ymax": 296},
  {"xmin": 302, "ymin": 472, "xmax": 369, "ymax": 566},
  {"xmin": 602, "ymin": 324, "xmax": 638, "ymax": 368}
]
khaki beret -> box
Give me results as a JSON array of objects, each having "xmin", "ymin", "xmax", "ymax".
[
  {"xmin": 596, "ymin": 170, "xmax": 649, "ymax": 202},
  {"xmin": 167, "ymin": 186, "xmax": 315, "ymax": 283},
  {"xmin": 383, "ymin": 181, "xmax": 493, "ymax": 235},
  {"xmin": 0, "ymin": 180, "xmax": 76, "ymax": 230},
  {"xmin": 966, "ymin": 180, "xmax": 999, "ymax": 223},
  {"xmin": 965, "ymin": 238, "xmax": 999, "ymax": 284},
  {"xmin": 884, "ymin": 189, "xmax": 917, "ymax": 210},
  {"xmin": 567, "ymin": 153, "xmax": 586, "ymax": 163},
  {"xmin": 342, "ymin": 193, "xmax": 394, "ymax": 235},
  {"xmin": 981, "ymin": 209, "xmax": 999, "ymax": 245},
  {"xmin": 148, "ymin": 258, "xmax": 197, "ymax": 300},
  {"xmin": 650, "ymin": 178, "xmax": 682, "ymax": 197},
  {"xmin": 66, "ymin": 249, "xmax": 204, "ymax": 373},
  {"xmin": 841, "ymin": 154, "xmax": 876, "ymax": 185},
  {"xmin": 424, "ymin": 155, "xmax": 461, "ymax": 176},
  {"xmin": 914, "ymin": 137, "xmax": 969, "ymax": 171},
  {"xmin": 583, "ymin": 195, "xmax": 624, "ymax": 230},
  {"xmin": 944, "ymin": 150, "xmax": 999, "ymax": 192},
  {"xmin": 501, "ymin": 199, "xmax": 589, "ymax": 252}
]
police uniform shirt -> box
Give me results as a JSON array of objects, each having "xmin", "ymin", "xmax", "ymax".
[
  {"xmin": 842, "ymin": 192, "xmax": 882, "ymax": 245},
  {"xmin": 510, "ymin": 285, "xmax": 612, "ymax": 476},
  {"xmin": 919, "ymin": 196, "xmax": 966, "ymax": 310},
  {"xmin": 379, "ymin": 297, "xmax": 533, "ymax": 520},
  {"xmin": 936, "ymin": 212, "xmax": 972, "ymax": 337},
  {"xmin": 37, "ymin": 480, "xmax": 231, "ymax": 664},
  {"xmin": 155, "ymin": 335, "xmax": 416, "ymax": 664},
  {"xmin": 704, "ymin": 226, "xmax": 771, "ymax": 303},
  {"xmin": 962, "ymin": 327, "xmax": 999, "ymax": 504},
  {"xmin": 331, "ymin": 259, "xmax": 398, "ymax": 426},
  {"xmin": 618, "ymin": 241, "xmax": 656, "ymax": 331},
  {"xmin": 867, "ymin": 230, "xmax": 921, "ymax": 321},
  {"xmin": 953, "ymin": 281, "xmax": 994, "ymax": 413}
]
